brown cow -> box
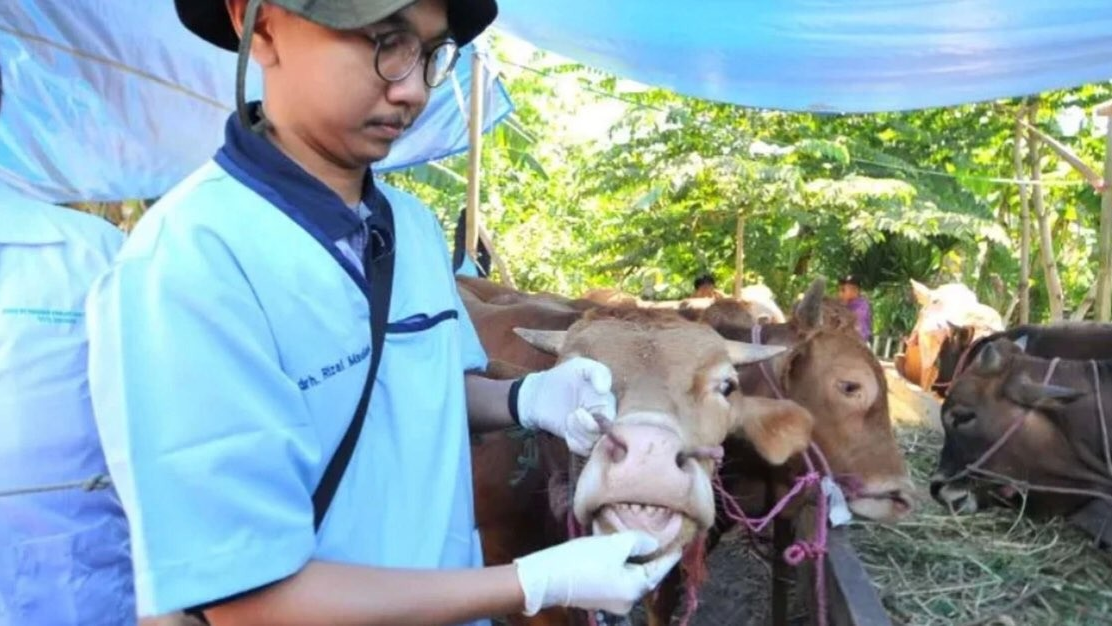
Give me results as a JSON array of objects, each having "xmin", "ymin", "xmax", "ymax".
[
  {"xmin": 897, "ymin": 280, "xmax": 1003, "ymax": 391},
  {"xmin": 466, "ymin": 292, "xmax": 813, "ymax": 625},
  {"xmin": 578, "ymin": 287, "xmax": 641, "ymax": 308},
  {"xmin": 512, "ymin": 309, "xmax": 813, "ymax": 556},
  {"xmin": 642, "ymin": 284, "xmax": 912, "ymax": 624},
  {"xmin": 933, "ymin": 323, "xmax": 1112, "ymax": 397},
  {"xmin": 929, "ymin": 339, "xmax": 1112, "ymax": 517},
  {"xmin": 463, "ymin": 278, "xmax": 908, "ymax": 624},
  {"xmin": 709, "ymin": 283, "xmax": 913, "ymax": 522}
]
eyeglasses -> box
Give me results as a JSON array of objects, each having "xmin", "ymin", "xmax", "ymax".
[{"xmin": 365, "ymin": 29, "xmax": 460, "ymax": 88}]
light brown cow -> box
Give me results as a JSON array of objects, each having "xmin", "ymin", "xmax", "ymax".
[
  {"xmin": 511, "ymin": 307, "xmax": 814, "ymax": 561},
  {"xmin": 464, "ymin": 288, "xmax": 814, "ymax": 625},
  {"xmin": 897, "ymin": 280, "xmax": 1004, "ymax": 391},
  {"xmin": 706, "ymin": 282, "xmax": 913, "ymax": 522}
]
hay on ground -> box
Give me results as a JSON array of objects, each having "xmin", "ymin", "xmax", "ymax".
[{"xmin": 849, "ymin": 424, "xmax": 1112, "ymax": 626}]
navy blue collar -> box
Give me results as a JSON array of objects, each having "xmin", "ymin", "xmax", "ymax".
[
  {"xmin": 214, "ymin": 103, "xmax": 394, "ymax": 301},
  {"xmin": 216, "ymin": 103, "xmax": 376, "ymax": 241}
]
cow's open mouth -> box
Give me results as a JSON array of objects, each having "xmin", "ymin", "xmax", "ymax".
[{"xmin": 591, "ymin": 502, "xmax": 690, "ymax": 559}]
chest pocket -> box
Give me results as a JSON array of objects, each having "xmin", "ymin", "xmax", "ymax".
[
  {"xmin": 386, "ymin": 310, "xmax": 459, "ymax": 335},
  {"xmin": 1, "ymin": 516, "xmax": 133, "ymax": 626}
]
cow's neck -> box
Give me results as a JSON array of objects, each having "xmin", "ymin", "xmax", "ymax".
[{"xmin": 1038, "ymin": 358, "xmax": 1112, "ymax": 491}]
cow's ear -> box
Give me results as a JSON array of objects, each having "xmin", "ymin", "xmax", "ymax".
[
  {"xmin": 973, "ymin": 341, "xmax": 1006, "ymax": 376},
  {"xmin": 730, "ymin": 396, "xmax": 813, "ymax": 465},
  {"xmin": 725, "ymin": 341, "xmax": 786, "ymax": 365},
  {"xmin": 1004, "ymin": 374, "xmax": 1085, "ymax": 409},
  {"xmin": 513, "ymin": 328, "xmax": 565, "ymax": 356},
  {"xmin": 794, "ymin": 279, "xmax": 826, "ymax": 331},
  {"xmin": 911, "ymin": 279, "xmax": 933, "ymax": 306}
]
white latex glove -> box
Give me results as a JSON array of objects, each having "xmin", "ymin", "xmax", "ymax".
[
  {"xmin": 513, "ymin": 531, "xmax": 682, "ymax": 616},
  {"xmin": 515, "ymin": 357, "xmax": 617, "ymax": 456}
]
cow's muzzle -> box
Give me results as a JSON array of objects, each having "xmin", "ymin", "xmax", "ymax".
[
  {"xmin": 930, "ymin": 472, "xmax": 980, "ymax": 514},
  {"xmin": 572, "ymin": 413, "xmax": 718, "ymax": 559}
]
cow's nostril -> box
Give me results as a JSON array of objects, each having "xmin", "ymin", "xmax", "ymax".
[
  {"xmin": 606, "ymin": 438, "xmax": 627, "ymax": 464},
  {"xmin": 674, "ymin": 452, "xmax": 687, "ymax": 468},
  {"xmin": 929, "ymin": 480, "xmax": 943, "ymax": 500}
]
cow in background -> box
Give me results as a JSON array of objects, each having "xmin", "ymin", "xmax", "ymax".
[
  {"xmin": 897, "ymin": 279, "xmax": 1004, "ymax": 392},
  {"xmin": 930, "ymin": 337, "xmax": 1112, "ymax": 517}
]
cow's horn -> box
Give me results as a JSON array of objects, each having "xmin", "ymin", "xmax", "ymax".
[
  {"xmin": 1014, "ymin": 334, "xmax": 1029, "ymax": 352},
  {"xmin": 725, "ymin": 341, "xmax": 787, "ymax": 365},
  {"xmin": 513, "ymin": 328, "xmax": 566, "ymax": 356}
]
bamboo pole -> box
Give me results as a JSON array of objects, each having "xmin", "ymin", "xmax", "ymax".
[
  {"xmin": 1097, "ymin": 102, "xmax": 1112, "ymax": 321},
  {"xmin": 1014, "ymin": 107, "xmax": 1031, "ymax": 324},
  {"xmin": 1028, "ymin": 101, "xmax": 1066, "ymax": 321},
  {"xmin": 465, "ymin": 50, "xmax": 484, "ymax": 260},
  {"xmin": 1017, "ymin": 117, "xmax": 1104, "ymax": 190}
]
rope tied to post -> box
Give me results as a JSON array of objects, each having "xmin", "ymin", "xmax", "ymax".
[{"xmin": 0, "ymin": 473, "xmax": 113, "ymax": 499}]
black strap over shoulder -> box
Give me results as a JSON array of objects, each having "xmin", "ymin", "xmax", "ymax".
[{"xmin": 312, "ymin": 188, "xmax": 396, "ymax": 531}]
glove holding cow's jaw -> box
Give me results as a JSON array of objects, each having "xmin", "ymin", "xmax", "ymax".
[
  {"xmin": 512, "ymin": 357, "xmax": 617, "ymax": 456},
  {"xmin": 513, "ymin": 531, "xmax": 682, "ymax": 616}
]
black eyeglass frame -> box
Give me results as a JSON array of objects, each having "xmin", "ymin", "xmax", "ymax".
[{"xmin": 364, "ymin": 28, "xmax": 461, "ymax": 89}]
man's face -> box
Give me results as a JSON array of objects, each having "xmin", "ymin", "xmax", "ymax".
[
  {"xmin": 253, "ymin": 0, "xmax": 449, "ymax": 165},
  {"xmin": 694, "ymin": 284, "xmax": 715, "ymax": 297},
  {"xmin": 838, "ymin": 283, "xmax": 860, "ymax": 302}
]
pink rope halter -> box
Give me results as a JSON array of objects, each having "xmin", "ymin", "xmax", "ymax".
[{"xmin": 741, "ymin": 323, "xmax": 832, "ymax": 626}]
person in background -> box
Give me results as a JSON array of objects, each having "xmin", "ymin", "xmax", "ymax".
[
  {"xmin": 0, "ymin": 66, "xmax": 137, "ymax": 625},
  {"xmin": 692, "ymin": 273, "xmax": 726, "ymax": 299},
  {"xmin": 838, "ymin": 274, "xmax": 873, "ymax": 344}
]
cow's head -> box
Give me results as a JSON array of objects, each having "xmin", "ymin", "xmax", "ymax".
[
  {"xmin": 906, "ymin": 280, "xmax": 1004, "ymax": 390},
  {"xmin": 515, "ymin": 308, "xmax": 814, "ymax": 559},
  {"xmin": 725, "ymin": 280, "xmax": 913, "ymax": 521},
  {"xmin": 929, "ymin": 340, "xmax": 1097, "ymax": 516}
]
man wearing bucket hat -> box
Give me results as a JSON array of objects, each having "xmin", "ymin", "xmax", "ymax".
[{"xmin": 86, "ymin": 1, "xmax": 679, "ymax": 624}]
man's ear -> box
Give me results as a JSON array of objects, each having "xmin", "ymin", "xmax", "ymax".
[{"xmin": 226, "ymin": 0, "xmax": 280, "ymax": 68}]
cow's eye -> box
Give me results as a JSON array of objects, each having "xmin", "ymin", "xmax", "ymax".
[
  {"xmin": 836, "ymin": 380, "xmax": 862, "ymax": 396},
  {"xmin": 718, "ymin": 379, "xmax": 738, "ymax": 397},
  {"xmin": 950, "ymin": 407, "xmax": 977, "ymax": 427}
]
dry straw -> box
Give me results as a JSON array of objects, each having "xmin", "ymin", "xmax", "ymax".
[{"xmin": 848, "ymin": 425, "xmax": 1112, "ymax": 626}]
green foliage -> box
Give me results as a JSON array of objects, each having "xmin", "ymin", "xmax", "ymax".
[{"xmin": 385, "ymin": 43, "xmax": 1112, "ymax": 328}]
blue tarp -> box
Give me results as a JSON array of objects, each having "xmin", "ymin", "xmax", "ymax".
[
  {"xmin": 0, "ymin": 3, "xmax": 512, "ymax": 203},
  {"xmin": 495, "ymin": 0, "xmax": 1112, "ymax": 114},
  {"xmin": 5, "ymin": 2, "xmax": 1112, "ymax": 202}
]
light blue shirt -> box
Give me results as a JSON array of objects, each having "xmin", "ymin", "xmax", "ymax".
[
  {"xmin": 87, "ymin": 114, "xmax": 489, "ymax": 621},
  {"xmin": 0, "ymin": 184, "xmax": 134, "ymax": 625}
]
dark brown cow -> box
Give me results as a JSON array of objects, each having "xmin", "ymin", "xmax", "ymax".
[
  {"xmin": 933, "ymin": 323, "xmax": 1112, "ymax": 397},
  {"xmin": 930, "ymin": 338, "xmax": 1112, "ymax": 517}
]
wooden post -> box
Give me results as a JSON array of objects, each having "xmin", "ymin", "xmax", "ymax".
[
  {"xmin": 1014, "ymin": 106, "xmax": 1031, "ymax": 324},
  {"xmin": 465, "ymin": 50, "xmax": 485, "ymax": 261},
  {"xmin": 734, "ymin": 210, "xmax": 746, "ymax": 299},
  {"xmin": 1096, "ymin": 100, "xmax": 1112, "ymax": 321}
]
